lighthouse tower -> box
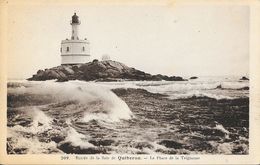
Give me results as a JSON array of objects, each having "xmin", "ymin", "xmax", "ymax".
[{"xmin": 60, "ymin": 13, "xmax": 90, "ymax": 64}]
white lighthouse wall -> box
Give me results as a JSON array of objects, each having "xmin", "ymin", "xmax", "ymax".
[
  {"xmin": 71, "ymin": 24, "xmax": 79, "ymax": 39},
  {"xmin": 61, "ymin": 40, "xmax": 91, "ymax": 64},
  {"xmin": 61, "ymin": 55, "xmax": 91, "ymax": 64},
  {"xmin": 61, "ymin": 40, "xmax": 90, "ymax": 55}
]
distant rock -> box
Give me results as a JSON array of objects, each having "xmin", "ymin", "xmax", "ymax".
[
  {"xmin": 28, "ymin": 60, "xmax": 186, "ymax": 82},
  {"xmin": 216, "ymin": 85, "xmax": 222, "ymax": 89},
  {"xmin": 190, "ymin": 76, "xmax": 198, "ymax": 79},
  {"xmin": 240, "ymin": 76, "xmax": 249, "ymax": 81}
]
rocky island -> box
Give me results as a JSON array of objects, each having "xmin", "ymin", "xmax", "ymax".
[
  {"xmin": 240, "ymin": 76, "xmax": 249, "ymax": 81},
  {"xmin": 28, "ymin": 60, "xmax": 185, "ymax": 82}
]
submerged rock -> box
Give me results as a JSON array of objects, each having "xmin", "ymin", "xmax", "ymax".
[{"xmin": 28, "ymin": 60, "xmax": 185, "ymax": 82}]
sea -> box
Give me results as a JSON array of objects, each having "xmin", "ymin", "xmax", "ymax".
[{"xmin": 7, "ymin": 76, "xmax": 249, "ymax": 154}]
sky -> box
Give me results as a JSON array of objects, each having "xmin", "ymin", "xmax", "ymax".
[{"xmin": 7, "ymin": 3, "xmax": 249, "ymax": 79}]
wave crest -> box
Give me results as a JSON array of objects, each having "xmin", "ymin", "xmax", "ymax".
[{"xmin": 8, "ymin": 81, "xmax": 133, "ymax": 122}]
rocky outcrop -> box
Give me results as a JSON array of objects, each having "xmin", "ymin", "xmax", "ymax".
[
  {"xmin": 190, "ymin": 76, "xmax": 198, "ymax": 79},
  {"xmin": 240, "ymin": 76, "xmax": 249, "ymax": 81},
  {"xmin": 28, "ymin": 60, "xmax": 186, "ymax": 82}
]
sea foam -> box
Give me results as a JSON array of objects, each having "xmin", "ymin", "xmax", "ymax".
[
  {"xmin": 8, "ymin": 80, "xmax": 133, "ymax": 122},
  {"xmin": 97, "ymin": 80, "xmax": 249, "ymax": 100}
]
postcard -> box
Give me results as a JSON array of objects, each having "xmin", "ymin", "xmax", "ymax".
[{"xmin": 0, "ymin": 0, "xmax": 259, "ymax": 164}]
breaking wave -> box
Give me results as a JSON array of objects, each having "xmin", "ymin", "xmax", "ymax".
[
  {"xmin": 167, "ymin": 90, "xmax": 248, "ymax": 100},
  {"xmin": 8, "ymin": 80, "xmax": 133, "ymax": 122},
  {"xmin": 96, "ymin": 80, "xmax": 249, "ymax": 100},
  {"xmin": 97, "ymin": 80, "xmax": 249, "ymax": 90}
]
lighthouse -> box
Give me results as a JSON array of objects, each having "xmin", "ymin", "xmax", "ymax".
[{"xmin": 60, "ymin": 13, "xmax": 90, "ymax": 65}]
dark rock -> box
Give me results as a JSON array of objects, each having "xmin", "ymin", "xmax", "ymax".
[
  {"xmin": 200, "ymin": 128, "xmax": 226, "ymax": 137},
  {"xmin": 240, "ymin": 76, "xmax": 249, "ymax": 81},
  {"xmin": 167, "ymin": 76, "xmax": 186, "ymax": 81},
  {"xmin": 229, "ymin": 134, "xmax": 240, "ymax": 141},
  {"xmin": 192, "ymin": 142, "xmax": 212, "ymax": 152},
  {"xmin": 37, "ymin": 69, "xmax": 44, "ymax": 74},
  {"xmin": 232, "ymin": 146, "xmax": 246, "ymax": 154},
  {"xmin": 237, "ymin": 86, "xmax": 249, "ymax": 90},
  {"xmin": 28, "ymin": 60, "xmax": 185, "ymax": 82},
  {"xmin": 58, "ymin": 141, "xmax": 107, "ymax": 154},
  {"xmin": 92, "ymin": 59, "xmax": 99, "ymax": 63},
  {"xmin": 13, "ymin": 147, "xmax": 28, "ymax": 154},
  {"xmin": 158, "ymin": 140, "xmax": 183, "ymax": 149},
  {"xmin": 16, "ymin": 119, "xmax": 32, "ymax": 127},
  {"xmin": 133, "ymin": 142, "xmax": 154, "ymax": 150},
  {"xmin": 95, "ymin": 78, "xmax": 122, "ymax": 82},
  {"xmin": 112, "ymin": 88, "xmax": 167, "ymax": 97},
  {"xmin": 88, "ymin": 139, "xmax": 114, "ymax": 146},
  {"xmin": 155, "ymin": 148, "xmax": 177, "ymax": 154},
  {"xmin": 136, "ymin": 151, "xmax": 149, "ymax": 154},
  {"xmin": 190, "ymin": 76, "xmax": 198, "ymax": 79},
  {"xmin": 216, "ymin": 85, "xmax": 222, "ymax": 89},
  {"xmin": 7, "ymin": 141, "xmax": 13, "ymax": 153},
  {"xmin": 38, "ymin": 122, "xmax": 44, "ymax": 126},
  {"xmin": 56, "ymin": 77, "xmax": 69, "ymax": 82},
  {"xmin": 51, "ymin": 135, "xmax": 65, "ymax": 143}
]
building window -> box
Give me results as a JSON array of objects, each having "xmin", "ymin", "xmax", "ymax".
[
  {"xmin": 60, "ymin": 47, "xmax": 62, "ymax": 53},
  {"xmin": 82, "ymin": 47, "xmax": 85, "ymax": 51},
  {"xmin": 66, "ymin": 47, "xmax": 69, "ymax": 52},
  {"xmin": 72, "ymin": 36, "xmax": 74, "ymax": 40}
]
